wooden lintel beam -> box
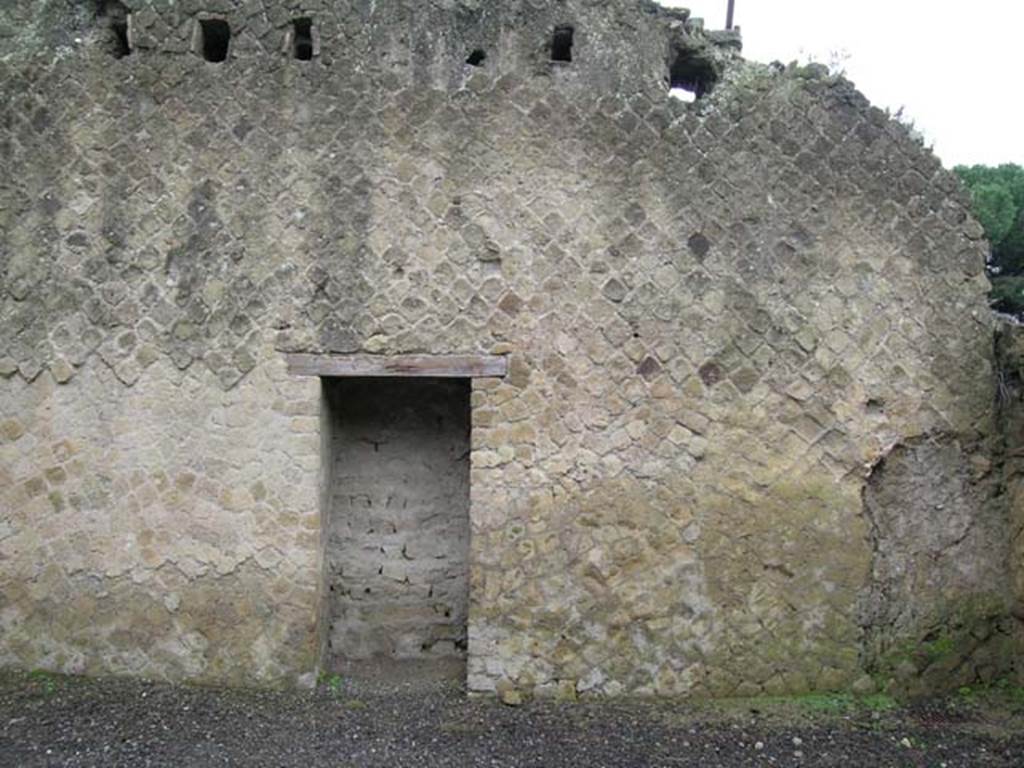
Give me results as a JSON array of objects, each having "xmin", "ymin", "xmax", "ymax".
[{"xmin": 285, "ymin": 353, "xmax": 507, "ymax": 379}]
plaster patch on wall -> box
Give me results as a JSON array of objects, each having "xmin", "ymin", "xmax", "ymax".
[{"xmin": 859, "ymin": 435, "xmax": 1014, "ymax": 693}]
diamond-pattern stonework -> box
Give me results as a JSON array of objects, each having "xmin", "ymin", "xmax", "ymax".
[{"xmin": 1, "ymin": 0, "xmax": 1020, "ymax": 696}]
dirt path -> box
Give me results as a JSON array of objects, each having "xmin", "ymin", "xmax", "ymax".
[{"xmin": 1, "ymin": 670, "xmax": 1021, "ymax": 767}]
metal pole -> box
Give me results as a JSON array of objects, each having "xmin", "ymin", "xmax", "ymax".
[{"xmin": 726, "ymin": 0, "xmax": 736, "ymax": 29}]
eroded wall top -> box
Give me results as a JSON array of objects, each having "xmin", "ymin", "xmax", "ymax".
[{"xmin": 0, "ymin": 0, "xmax": 740, "ymax": 96}]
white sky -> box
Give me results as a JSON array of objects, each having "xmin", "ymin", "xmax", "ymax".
[{"xmin": 662, "ymin": 0, "xmax": 1022, "ymax": 169}]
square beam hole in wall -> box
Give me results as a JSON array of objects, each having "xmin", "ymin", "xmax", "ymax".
[
  {"xmin": 110, "ymin": 20, "xmax": 131, "ymax": 58},
  {"xmin": 96, "ymin": 0, "xmax": 130, "ymax": 57},
  {"xmin": 197, "ymin": 18, "xmax": 231, "ymax": 63},
  {"xmin": 322, "ymin": 377, "xmax": 470, "ymax": 677},
  {"xmin": 293, "ymin": 17, "xmax": 314, "ymax": 60},
  {"xmin": 551, "ymin": 25, "xmax": 574, "ymax": 62}
]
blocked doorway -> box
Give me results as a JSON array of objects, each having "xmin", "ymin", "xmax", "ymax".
[{"xmin": 321, "ymin": 376, "xmax": 471, "ymax": 670}]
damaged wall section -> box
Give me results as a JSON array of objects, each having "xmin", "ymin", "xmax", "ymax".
[
  {"xmin": 859, "ymin": 434, "xmax": 1017, "ymax": 693},
  {"xmin": 996, "ymin": 329, "xmax": 1024, "ymax": 686}
]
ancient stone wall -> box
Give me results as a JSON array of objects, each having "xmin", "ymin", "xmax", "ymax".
[
  {"xmin": 0, "ymin": 0, "xmax": 1020, "ymax": 694},
  {"xmin": 0, "ymin": 351, "xmax": 323, "ymax": 683}
]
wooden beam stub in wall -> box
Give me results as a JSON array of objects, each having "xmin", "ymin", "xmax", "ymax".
[{"xmin": 285, "ymin": 353, "xmax": 508, "ymax": 379}]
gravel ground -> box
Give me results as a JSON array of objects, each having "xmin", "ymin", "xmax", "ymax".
[{"xmin": 1, "ymin": 667, "xmax": 1022, "ymax": 767}]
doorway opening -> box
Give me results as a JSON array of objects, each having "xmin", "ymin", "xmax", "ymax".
[{"xmin": 321, "ymin": 377, "xmax": 471, "ymax": 677}]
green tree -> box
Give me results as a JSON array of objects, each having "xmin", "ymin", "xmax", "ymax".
[
  {"xmin": 969, "ymin": 183, "xmax": 1016, "ymax": 245},
  {"xmin": 954, "ymin": 163, "xmax": 1024, "ymax": 315}
]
